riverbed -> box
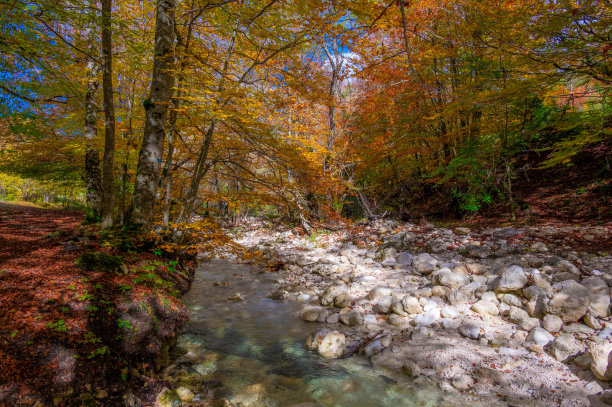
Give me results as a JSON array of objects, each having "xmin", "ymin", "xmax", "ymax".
[{"xmin": 166, "ymin": 258, "xmax": 452, "ymax": 406}]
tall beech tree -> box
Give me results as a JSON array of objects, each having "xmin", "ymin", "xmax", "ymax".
[
  {"xmin": 83, "ymin": 2, "xmax": 103, "ymax": 223},
  {"xmin": 100, "ymin": 0, "xmax": 116, "ymax": 228},
  {"xmin": 128, "ymin": 0, "xmax": 176, "ymax": 228}
]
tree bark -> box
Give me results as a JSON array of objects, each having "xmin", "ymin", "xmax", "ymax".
[
  {"xmin": 84, "ymin": 3, "xmax": 102, "ymax": 223},
  {"xmin": 101, "ymin": 0, "xmax": 116, "ymax": 229},
  {"xmin": 128, "ymin": 0, "xmax": 176, "ymax": 228},
  {"xmin": 322, "ymin": 43, "xmax": 343, "ymax": 171}
]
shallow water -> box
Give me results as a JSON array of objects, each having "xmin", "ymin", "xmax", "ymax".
[{"xmin": 171, "ymin": 259, "xmax": 449, "ymax": 406}]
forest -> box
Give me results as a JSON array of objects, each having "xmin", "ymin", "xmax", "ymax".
[
  {"xmin": 0, "ymin": 0, "xmax": 611, "ymax": 406},
  {"xmin": 0, "ymin": 0, "xmax": 609, "ymax": 226}
]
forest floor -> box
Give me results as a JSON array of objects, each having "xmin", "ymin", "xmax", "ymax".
[{"xmin": 0, "ymin": 202, "xmax": 193, "ymax": 407}]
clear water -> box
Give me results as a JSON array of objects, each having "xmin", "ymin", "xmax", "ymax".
[{"xmin": 171, "ymin": 259, "xmax": 451, "ymax": 407}]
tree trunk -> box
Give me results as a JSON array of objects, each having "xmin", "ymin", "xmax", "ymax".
[
  {"xmin": 128, "ymin": 0, "xmax": 176, "ymax": 228},
  {"xmin": 176, "ymin": 119, "xmax": 215, "ymax": 223},
  {"xmin": 322, "ymin": 43, "xmax": 343, "ymax": 171},
  {"xmin": 83, "ymin": 4, "xmax": 102, "ymax": 224},
  {"xmin": 101, "ymin": 0, "xmax": 116, "ymax": 229}
]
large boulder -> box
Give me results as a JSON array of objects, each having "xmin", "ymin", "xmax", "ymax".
[
  {"xmin": 495, "ymin": 265, "xmax": 527, "ymax": 293},
  {"xmin": 318, "ymin": 331, "xmax": 346, "ymax": 358},
  {"xmin": 545, "ymin": 280, "xmax": 591, "ymax": 323}
]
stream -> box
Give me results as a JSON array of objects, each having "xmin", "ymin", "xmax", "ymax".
[{"xmin": 168, "ymin": 258, "xmax": 451, "ymax": 406}]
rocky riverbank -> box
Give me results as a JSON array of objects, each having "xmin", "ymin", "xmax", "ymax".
[{"xmin": 228, "ymin": 218, "xmax": 612, "ymax": 407}]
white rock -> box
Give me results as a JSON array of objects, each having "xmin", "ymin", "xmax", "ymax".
[
  {"xmin": 358, "ymin": 275, "xmax": 376, "ymax": 283},
  {"xmin": 363, "ymin": 314, "xmax": 378, "ymax": 325},
  {"xmin": 367, "ymin": 286, "xmax": 393, "ymax": 301},
  {"xmin": 318, "ymin": 331, "xmax": 346, "ymax": 358},
  {"xmin": 523, "ymin": 285, "xmax": 545, "ymax": 300},
  {"xmin": 531, "ymin": 242, "xmax": 548, "ymax": 252},
  {"xmin": 501, "ymin": 294, "xmax": 522, "ymax": 307},
  {"xmin": 441, "ymin": 318, "xmax": 460, "ymax": 330},
  {"xmin": 590, "ymin": 294, "xmax": 611, "ymax": 317},
  {"xmin": 176, "ymin": 387, "xmax": 194, "ymax": 402},
  {"xmin": 600, "ymin": 328, "xmax": 612, "ymax": 340},
  {"xmin": 509, "ymin": 306, "xmax": 539, "ymax": 330},
  {"xmin": 402, "ymin": 361, "xmax": 421, "ymax": 377},
  {"xmin": 373, "ymin": 295, "xmax": 394, "ymax": 314},
  {"xmin": 416, "ymin": 262, "xmax": 435, "ymax": 274},
  {"xmin": 582, "ymin": 277, "xmax": 610, "ymax": 316},
  {"xmin": 526, "ymin": 327, "xmax": 554, "ymax": 346},
  {"xmin": 423, "ymin": 300, "xmax": 438, "ymax": 312},
  {"xmin": 388, "ymin": 313, "xmax": 407, "ymax": 326},
  {"xmin": 588, "ymin": 341, "xmax": 612, "ymax": 380},
  {"xmin": 543, "ymin": 314, "xmax": 563, "ymax": 333},
  {"xmin": 414, "ymin": 253, "xmax": 437, "ymax": 274},
  {"xmin": 441, "ymin": 307, "xmax": 459, "ymax": 319},
  {"xmin": 326, "ymin": 313, "xmax": 339, "ymax": 324},
  {"xmin": 472, "ymin": 300, "xmax": 499, "ymax": 316},
  {"xmin": 459, "ymin": 322, "xmax": 481, "ymax": 339},
  {"xmin": 401, "ymin": 296, "xmax": 423, "ymax": 314},
  {"xmin": 437, "ymin": 270, "xmax": 470, "ymax": 289},
  {"xmin": 481, "ymin": 291, "xmax": 499, "ymax": 305},
  {"xmin": 545, "ymin": 280, "xmax": 591, "ymax": 322},
  {"xmin": 552, "ymin": 334, "xmax": 584, "ymax": 362},
  {"xmin": 297, "ymin": 293, "xmax": 312, "ymax": 302},
  {"xmin": 498, "ymin": 302, "xmax": 510, "ymax": 316},
  {"xmin": 495, "ymin": 265, "xmax": 527, "ymax": 292},
  {"xmin": 413, "ymin": 307, "xmax": 440, "ymax": 326},
  {"xmin": 584, "ymin": 313, "xmax": 603, "ymax": 330}
]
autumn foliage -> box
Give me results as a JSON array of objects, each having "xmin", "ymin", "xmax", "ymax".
[{"xmin": 0, "ymin": 0, "xmax": 610, "ymax": 223}]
